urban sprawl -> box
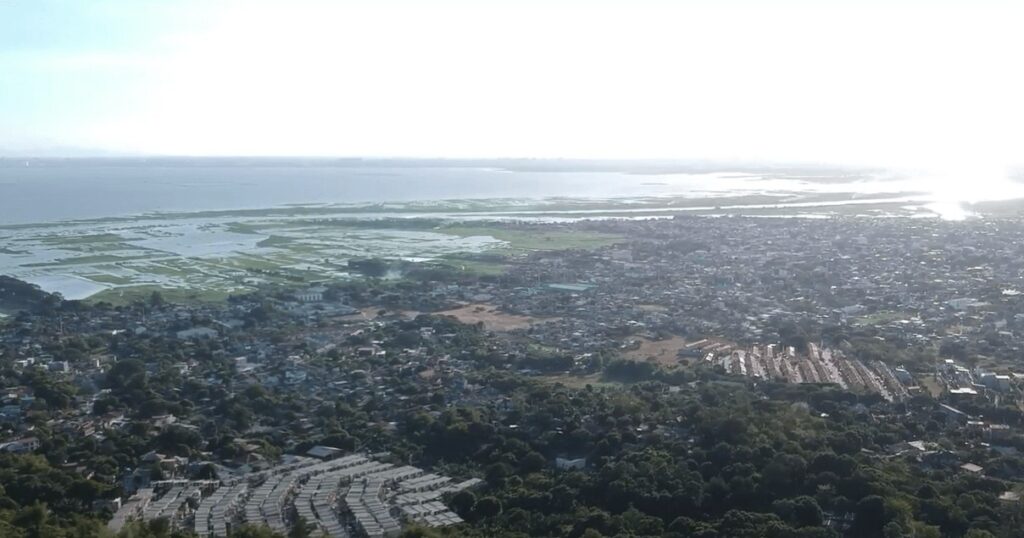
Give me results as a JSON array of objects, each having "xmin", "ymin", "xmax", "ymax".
[{"xmin": 2, "ymin": 215, "xmax": 1024, "ymax": 537}]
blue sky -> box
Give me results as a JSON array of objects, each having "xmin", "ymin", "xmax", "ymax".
[
  {"xmin": 2, "ymin": 0, "xmax": 1023, "ymax": 174},
  {"xmin": 1, "ymin": 1, "xmax": 212, "ymax": 153}
]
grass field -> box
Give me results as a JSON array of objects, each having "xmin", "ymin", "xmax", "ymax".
[
  {"xmin": 439, "ymin": 225, "xmax": 622, "ymax": 251},
  {"xmin": 256, "ymin": 235, "xmax": 295, "ymax": 248},
  {"xmin": 432, "ymin": 256, "xmax": 510, "ymax": 276},
  {"xmin": 854, "ymin": 311, "xmax": 910, "ymax": 326},
  {"xmin": 23, "ymin": 254, "xmax": 147, "ymax": 267},
  {"xmin": 82, "ymin": 273, "xmax": 136, "ymax": 285},
  {"xmin": 86, "ymin": 285, "xmax": 232, "ymax": 306},
  {"xmin": 38, "ymin": 233, "xmax": 124, "ymax": 245},
  {"xmin": 5, "ymin": 213, "xmax": 623, "ymax": 306}
]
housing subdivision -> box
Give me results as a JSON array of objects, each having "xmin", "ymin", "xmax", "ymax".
[
  {"xmin": 693, "ymin": 341, "xmax": 913, "ymax": 401},
  {"xmin": 107, "ymin": 450, "xmax": 480, "ymax": 537}
]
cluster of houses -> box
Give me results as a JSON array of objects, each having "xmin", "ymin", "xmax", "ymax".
[{"xmin": 109, "ymin": 449, "xmax": 480, "ymax": 537}]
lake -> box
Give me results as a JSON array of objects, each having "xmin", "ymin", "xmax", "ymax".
[
  {"xmin": 0, "ymin": 159, "xmax": 1011, "ymax": 299},
  {"xmin": 0, "ymin": 159, "xmax": 926, "ymax": 225}
]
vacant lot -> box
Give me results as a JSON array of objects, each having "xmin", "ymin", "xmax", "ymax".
[
  {"xmin": 538, "ymin": 373, "xmax": 619, "ymax": 389},
  {"xmin": 624, "ymin": 336, "xmax": 690, "ymax": 367},
  {"xmin": 437, "ymin": 303, "xmax": 540, "ymax": 331},
  {"xmin": 919, "ymin": 374, "xmax": 946, "ymax": 398}
]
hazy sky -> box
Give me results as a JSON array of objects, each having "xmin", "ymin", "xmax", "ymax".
[{"xmin": 2, "ymin": 0, "xmax": 1022, "ymax": 169}]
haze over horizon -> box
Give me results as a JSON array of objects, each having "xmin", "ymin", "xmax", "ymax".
[{"xmin": 2, "ymin": 0, "xmax": 1023, "ymax": 190}]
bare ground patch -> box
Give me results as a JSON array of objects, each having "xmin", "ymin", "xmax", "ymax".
[
  {"xmin": 436, "ymin": 303, "xmax": 540, "ymax": 331},
  {"xmin": 623, "ymin": 336, "xmax": 691, "ymax": 367},
  {"xmin": 537, "ymin": 373, "xmax": 619, "ymax": 389}
]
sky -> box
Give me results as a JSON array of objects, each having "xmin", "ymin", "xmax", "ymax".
[{"xmin": 1, "ymin": 0, "xmax": 1023, "ymax": 176}]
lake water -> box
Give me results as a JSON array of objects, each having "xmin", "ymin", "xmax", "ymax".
[
  {"xmin": 2, "ymin": 160, "xmax": 1019, "ymax": 299},
  {"xmin": 0, "ymin": 161, "xmax": 931, "ymax": 225}
]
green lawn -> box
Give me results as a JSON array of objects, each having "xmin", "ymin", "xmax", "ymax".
[
  {"xmin": 256, "ymin": 235, "xmax": 296, "ymax": 248},
  {"xmin": 854, "ymin": 311, "xmax": 909, "ymax": 326},
  {"xmin": 433, "ymin": 256, "xmax": 510, "ymax": 276},
  {"xmin": 38, "ymin": 233, "xmax": 124, "ymax": 245},
  {"xmin": 23, "ymin": 254, "xmax": 151, "ymax": 267},
  {"xmin": 86, "ymin": 285, "xmax": 232, "ymax": 306},
  {"xmin": 83, "ymin": 273, "xmax": 137, "ymax": 285},
  {"xmin": 225, "ymin": 255, "xmax": 288, "ymax": 271},
  {"xmin": 224, "ymin": 222, "xmax": 264, "ymax": 234},
  {"xmin": 126, "ymin": 261, "xmax": 194, "ymax": 278}
]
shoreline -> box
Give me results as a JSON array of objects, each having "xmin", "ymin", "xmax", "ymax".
[{"xmin": 1, "ymin": 193, "xmax": 1019, "ymax": 303}]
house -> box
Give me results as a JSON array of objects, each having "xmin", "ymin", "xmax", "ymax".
[
  {"xmin": 175, "ymin": 327, "xmax": 218, "ymax": 340},
  {"xmin": 982, "ymin": 374, "xmax": 1014, "ymax": 391},
  {"xmin": 948, "ymin": 387, "xmax": 980, "ymax": 402},
  {"xmin": 285, "ymin": 368, "xmax": 308, "ymax": 384},
  {"xmin": 938, "ymin": 403, "xmax": 969, "ymax": 422},
  {"xmin": 307, "ymin": 445, "xmax": 343, "ymax": 460},
  {"xmin": 122, "ymin": 469, "xmax": 152, "ymax": 495},
  {"xmin": 294, "ymin": 291, "xmax": 323, "ymax": 303},
  {"xmin": 960, "ymin": 463, "xmax": 984, "ymax": 474},
  {"xmin": 947, "ymin": 298, "xmax": 978, "ymax": 310},
  {"xmin": 92, "ymin": 497, "xmax": 122, "ymax": 513},
  {"xmin": 0, "ymin": 404, "xmax": 23, "ymax": 422},
  {"xmin": 987, "ymin": 424, "xmax": 1012, "ymax": 442},
  {"xmin": 999, "ymin": 491, "xmax": 1021, "ymax": 503},
  {"xmin": 0, "ymin": 437, "xmax": 39, "ymax": 453},
  {"xmin": 554, "ymin": 457, "xmax": 586, "ymax": 471}
]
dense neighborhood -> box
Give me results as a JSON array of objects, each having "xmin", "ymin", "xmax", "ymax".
[{"xmin": 2, "ymin": 215, "xmax": 1024, "ymax": 537}]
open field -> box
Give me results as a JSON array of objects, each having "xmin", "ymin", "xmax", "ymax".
[
  {"xmin": 537, "ymin": 373, "xmax": 619, "ymax": 389},
  {"xmin": 853, "ymin": 311, "xmax": 911, "ymax": 326},
  {"xmin": 440, "ymin": 225, "xmax": 623, "ymax": 251},
  {"xmin": 623, "ymin": 336, "xmax": 691, "ymax": 367},
  {"xmin": 0, "ymin": 218, "xmax": 510, "ymax": 301},
  {"xmin": 87, "ymin": 285, "xmax": 232, "ymax": 306},
  {"xmin": 0, "ymin": 202, "xmax": 637, "ymax": 302},
  {"xmin": 919, "ymin": 374, "xmax": 946, "ymax": 398},
  {"xmin": 436, "ymin": 303, "xmax": 542, "ymax": 331},
  {"xmin": 432, "ymin": 255, "xmax": 510, "ymax": 276}
]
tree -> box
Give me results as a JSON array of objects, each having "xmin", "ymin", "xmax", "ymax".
[
  {"xmin": 853, "ymin": 495, "xmax": 888, "ymax": 537},
  {"xmin": 228, "ymin": 524, "xmax": 282, "ymax": 538},
  {"xmin": 485, "ymin": 462, "xmax": 512, "ymax": 487},
  {"xmin": 289, "ymin": 516, "xmax": 310, "ymax": 538},
  {"xmin": 106, "ymin": 359, "xmax": 146, "ymax": 392},
  {"xmin": 473, "ymin": 496, "xmax": 503, "ymax": 519},
  {"xmin": 774, "ymin": 496, "xmax": 824, "ymax": 527},
  {"xmin": 939, "ymin": 341, "xmax": 967, "ymax": 361},
  {"xmin": 520, "ymin": 452, "xmax": 547, "ymax": 473},
  {"xmin": 449, "ymin": 490, "xmax": 476, "ymax": 517},
  {"xmin": 399, "ymin": 525, "xmax": 444, "ymax": 538},
  {"xmin": 11, "ymin": 502, "xmax": 48, "ymax": 538},
  {"xmin": 148, "ymin": 291, "xmax": 166, "ymax": 307},
  {"xmin": 761, "ymin": 454, "xmax": 807, "ymax": 497},
  {"xmin": 882, "ymin": 522, "xmax": 904, "ymax": 538}
]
